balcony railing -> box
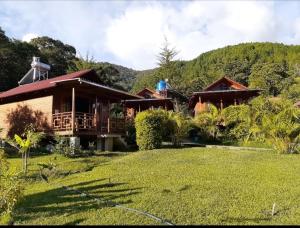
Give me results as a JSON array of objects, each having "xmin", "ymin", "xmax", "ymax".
[
  {"xmin": 52, "ymin": 112, "xmax": 125, "ymax": 134},
  {"xmin": 100, "ymin": 117, "xmax": 125, "ymax": 134}
]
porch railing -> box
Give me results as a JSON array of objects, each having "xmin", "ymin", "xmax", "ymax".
[
  {"xmin": 52, "ymin": 112, "xmax": 125, "ymax": 134},
  {"xmin": 52, "ymin": 112, "xmax": 96, "ymax": 132},
  {"xmin": 100, "ymin": 117, "xmax": 125, "ymax": 134}
]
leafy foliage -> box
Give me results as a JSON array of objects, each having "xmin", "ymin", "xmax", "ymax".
[
  {"xmin": 258, "ymin": 99, "xmax": 300, "ymax": 154},
  {"xmin": 193, "ymin": 104, "xmax": 225, "ymax": 142},
  {"xmin": 133, "ymin": 42, "xmax": 300, "ymax": 100},
  {"xmin": 166, "ymin": 111, "xmax": 191, "ymax": 146},
  {"xmin": 0, "ymin": 151, "xmax": 23, "ymax": 225},
  {"xmin": 0, "ymin": 28, "xmax": 138, "ymax": 92},
  {"xmin": 249, "ymin": 62, "xmax": 292, "ymax": 96},
  {"xmin": 68, "ymin": 54, "xmax": 136, "ymax": 91},
  {"xmin": 135, "ymin": 110, "xmax": 165, "ymax": 150},
  {"xmin": 135, "ymin": 110, "xmax": 190, "ymax": 150},
  {"xmin": 203, "ymin": 97, "xmax": 300, "ymax": 153},
  {"xmin": 29, "ymin": 36, "xmax": 77, "ymax": 77},
  {"xmin": 0, "ymin": 28, "xmax": 41, "ymax": 91},
  {"xmin": 13, "ymin": 125, "xmax": 45, "ymax": 174}
]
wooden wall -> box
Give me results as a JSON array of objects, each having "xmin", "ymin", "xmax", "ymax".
[
  {"xmin": 0, "ymin": 96, "xmax": 53, "ymax": 138},
  {"xmin": 194, "ymin": 102, "xmax": 209, "ymax": 115}
]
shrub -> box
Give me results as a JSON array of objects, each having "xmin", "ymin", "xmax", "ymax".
[
  {"xmin": 135, "ymin": 110, "xmax": 191, "ymax": 150},
  {"xmin": 135, "ymin": 110, "xmax": 165, "ymax": 150},
  {"xmin": 0, "ymin": 151, "xmax": 23, "ymax": 225},
  {"xmin": 223, "ymin": 97, "xmax": 300, "ymax": 153},
  {"xmin": 260, "ymin": 103, "xmax": 300, "ymax": 154},
  {"xmin": 193, "ymin": 104, "xmax": 224, "ymax": 142},
  {"xmin": 222, "ymin": 104, "xmax": 260, "ymax": 142},
  {"xmin": 166, "ymin": 111, "xmax": 191, "ymax": 146}
]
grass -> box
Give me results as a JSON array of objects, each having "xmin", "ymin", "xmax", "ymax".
[{"xmin": 8, "ymin": 148, "xmax": 300, "ymax": 225}]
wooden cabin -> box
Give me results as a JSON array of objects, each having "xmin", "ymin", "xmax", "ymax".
[
  {"xmin": 123, "ymin": 88, "xmax": 174, "ymax": 119},
  {"xmin": 123, "ymin": 83, "xmax": 188, "ymax": 119},
  {"xmin": 0, "ymin": 69, "xmax": 141, "ymax": 151},
  {"xmin": 189, "ymin": 76, "xmax": 261, "ymax": 115}
]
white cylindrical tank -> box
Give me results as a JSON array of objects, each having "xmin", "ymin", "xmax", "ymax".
[{"xmin": 31, "ymin": 56, "xmax": 51, "ymax": 70}]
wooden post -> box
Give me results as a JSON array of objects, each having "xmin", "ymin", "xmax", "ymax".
[
  {"xmin": 107, "ymin": 101, "xmax": 110, "ymax": 134},
  {"xmin": 72, "ymin": 87, "xmax": 75, "ymax": 134},
  {"xmin": 138, "ymin": 104, "xmax": 141, "ymax": 113},
  {"xmin": 220, "ymin": 99, "xmax": 223, "ymax": 111},
  {"xmin": 234, "ymin": 99, "xmax": 237, "ymax": 106},
  {"xmin": 175, "ymin": 98, "xmax": 179, "ymax": 112},
  {"xmin": 123, "ymin": 103, "xmax": 126, "ymax": 132},
  {"xmin": 100, "ymin": 102, "xmax": 103, "ymax": 134},
  {"xmin": 95, "ymin": 96, "xmax": 98, "ymax": 131}
]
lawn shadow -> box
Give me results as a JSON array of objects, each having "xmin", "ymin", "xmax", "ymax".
[
  {"xmin": 63, "ymin": 218, "xmax": 86, "ymax": 225},
  {"xmin": 93, "ymin": 151, "xmax": 130, "ymax": 158},
  {"xmin": 223, "ymin": 216, "xmax": 272, "ymax": 224},
  {"xmin": 14, "ymin": 178, "xmax": 142, "ymax": 224},
  {"xmin": 23, "ymin": 159, "xmax": 110, "ymax": 183}
]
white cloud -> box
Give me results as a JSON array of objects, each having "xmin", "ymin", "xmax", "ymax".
[
  {"xmin": 22, "ymin": 33, "xmax": 38, "ymax": 42},
  {"xmin": 0, "ymin": 1, "xmax": 299, "ymax": 70},
  {"xmin": 0, "ymin": 1, "xmax": 120, "ymax": 61},
  {"xmin": 105, "ymin": 1, "xmax": 277, "ymax": 69},
  {"xmin": 293, "ymin": 17, "xmax": 300, "ymax": 41}
]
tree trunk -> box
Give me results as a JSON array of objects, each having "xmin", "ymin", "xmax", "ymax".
[
  {"xmin": 22, "ymin": 152, "xmax": 24, "ymax": 173},
  {"xmin": 24, "ymin": 150, "xmax": 28, "ymax": 175}
]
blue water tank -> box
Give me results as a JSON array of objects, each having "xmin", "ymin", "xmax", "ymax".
[{"xmin": 156, "ymin": 80, "xmax": 167, "ymax": 91}]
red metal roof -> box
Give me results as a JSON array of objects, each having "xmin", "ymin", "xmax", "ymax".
[
  {"xmin": 204, "ymin": 76, "xmax": 248, "ymax": 91},
  {"xmin": 0, "ymin": 69, "xmax": 94, "ymax": 100},
  {"xmin": 136, "ymin": 87, "xmax": 164, "ymax": 99}
]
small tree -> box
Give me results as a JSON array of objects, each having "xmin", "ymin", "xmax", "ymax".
[
  {"xmin": 156, "ymin": 37, "xmax": 183, "ymax": 103},
  {"xmin": 14, "ymin": 133, "xmax": 31, "ymax": 175},
  {"xmin": 14, "ymin": 126, "xmax": 44, "ymax": 174},
  {"xmin": 157, "ymin": 36, "xmax": 178, "ymax": 68}
]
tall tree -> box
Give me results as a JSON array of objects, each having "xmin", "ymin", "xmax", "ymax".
[
  {"xmin": 0, "ymin": 27, "xmax": 9, "ymax": 43},
  {"xmin": 157, "ymin": 37, "xmax": 178, "ymax": 67},
  {"xmin": 249, "ymin": 62, "xmax": 292, "ymax": 96},
  {"xmin": 30, "ymin": 36, "xmax": 77, "ymax": 77},
  {"xmin": 68, "ymin": 54, "xmax": 125, "ymax": 90},
  {"xmin": 0, "ymin": 28, "xmax": 41, "ymax": 91},
  {"xmin": 156, "ymin": 37, "xmax": 180, "ymax": 88}
]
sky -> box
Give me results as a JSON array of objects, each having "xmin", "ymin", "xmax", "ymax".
[{"xmin": 0, "ymin": 0, "xmax": 300, "ymax": 70}]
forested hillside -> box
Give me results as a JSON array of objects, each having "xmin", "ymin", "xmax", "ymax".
[
  {"xmin": 132, "ymin": 42, "xmax": 300, "ymax": 101},
  {"xmin": 0, "ymin": 27, "xmax": 137, "ymax": 92},
  {"xmin": 1, "ymin": 25, "xmax": 299, "ymax": 101}
]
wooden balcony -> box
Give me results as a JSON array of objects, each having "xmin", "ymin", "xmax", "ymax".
[{"xmin": 52, "ymin": 112, "xmax": 125, "ymax": 135}]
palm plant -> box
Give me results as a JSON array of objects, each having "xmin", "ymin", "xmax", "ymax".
[
  {"xmin": 14, "ymin": 133, "xmax": 31, "ymax": 175},
  {"xmin": 193, "ymin": 104, "xmax": 224, "ymax": 141},
  {"xmin": 260, "ymin": 106, "xmax": 300, "ymax": 153},
  {"xmin": 14, "ymin": 126, "xmax": 44, "ymax": 175},
  {"xmin": 223, "ymin": 104, "xmax": 263, "ymax": 143},
  {"xmin": 167, "ymin": 111, "xmax": 191, "ymax": 146}
]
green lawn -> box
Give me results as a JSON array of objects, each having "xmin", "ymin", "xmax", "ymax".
[{"xmin": 8, "ymin": 148, "xmax": 300, "ymax": 225}]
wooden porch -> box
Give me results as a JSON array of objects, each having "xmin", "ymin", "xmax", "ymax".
[
  {"xmin": 52, "ymin": 112, "xmax": 125, "ymax": 135},
  {"xmin": 51, "ymin": 86, "xmax": 126, "ymax": 136}
]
